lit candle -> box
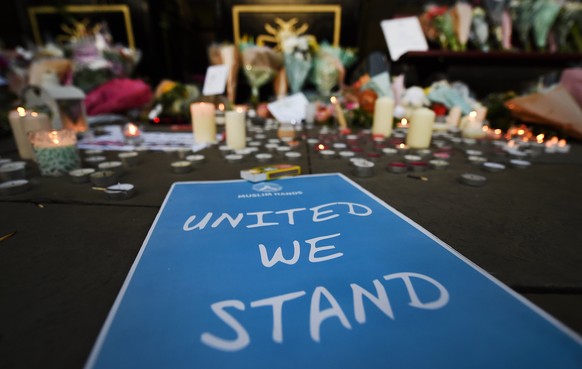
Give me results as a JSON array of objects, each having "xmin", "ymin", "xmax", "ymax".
[
  {"xmin": 372, "ymin": 96, "xmax": 394, "ymax": 138},
  {"xmin": 123, "ymin": 122, "xmax": 143, "ymax": 144},
  {"xmin": 225, "ymin": 108, "xmax": 246, "ymax": 150},
  {"xmin": 330, "ymin": 96, "xmax": 348, "ymax": 130},
  {"xmin": 406, "ymin": 108, "xmax": 435, "ymax": 149},
  {"xmin": 190, "ymin": 102, "xmax": 216, "ymax": 145},
  {"xmin": 461, "ymin": 111, "xmax": 487, "ymax": 139},
  {"xmin": 556, "ymin": 139, "xmax": 571, "ymax": 153},
  {"xmin": 8, "ymin": 108, "xmax": 52, "ymax": 160},
  {"xmin": 29, "ymin": 129, "xmax": 80, "ymax": 176}
]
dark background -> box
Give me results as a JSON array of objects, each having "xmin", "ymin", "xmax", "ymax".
[{"xmin": 1, "ymin": 0, "xmax": 581, "ymax": 99}]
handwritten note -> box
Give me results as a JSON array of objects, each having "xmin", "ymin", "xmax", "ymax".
[
  {"xmin": 267, "ymin": 93, "xmax": 309, "ymax": 123},
  {"xmin": 381, "ymin": 17, "xmax": 429, "ymax": 61},
  {"xmin": 202, "ymin": 65, "xmax": 229, "ymax": 96}
]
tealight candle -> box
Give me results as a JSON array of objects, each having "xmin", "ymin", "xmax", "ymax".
[
  {"xmin": 171, "ymin": 160, "xmax": 193, "ymax": 174},
  {"xmin": 98, "ymin": 161, "xmax": 124, "ymax": 176},
  {"xmin": 468, "ymin": 156, "xmax": 487, "ymax": 165},
  {"xmin": 225, "ymin": 154, "xmax": 244, "ymax": 163},
  {"xmin": 190, "ymin": 102, "xmax": 216, "ymax": 144},
  {"xmin": 339, "ymin": 151, "xmax": 356, "ymax": 159},
  {"xmin": 482, "ymin": 162, "xmax": 506, "ymax": 172},
  {"xmin": 0, "ymin": 179, "xmax": 30, "ymax": 195},
  {"xmin": 90, "ymin": 170, "xmax": 118, "ymax": 187},
  {"xmin": 372, "ymin": 96, "xmax": 395, "ymax": 138},
  {"xmin": 104, "ymin": 183, "xmax": 136, "ymax": 200},
  {"xmin": 186, "ymin": 154, "xmax": 205, "ymax": 165},
  {"xmin": 429, "ymin": 159, "xmax": 449, "ymax": 170},
  {"xmin": 382, "ymin": 148, "xmax": 398, "ymax": 156},
  {"xmin": 320, "ymin": 150, "xmax": 336, "ymax": 159},
  {"xmin": 406, "ymin": 108, "xmax": 435, "ymax": 149},
  {"xmin": 409, "ymin": 161, "xmax": 429, "ymax": 172},
  {"xmin": 255, "ymin": 153, "xmax": 272, "ymax": 163},
  {"xmin": 123, "ymin": 122, "xmax": 143, "ymax": 144},
  {"xmin": 118, "ymin": 152, "xmax": 140, "ymax": 167},
  {"xmin": 285, "ymin": 151, "xmax": 302, "ymax": 161},
  {"xmin": 387, "ymin": 161, "xmax": 408, "ymax": 174},
  {"xmin": 84, "ymin": 155, "xmax": 107, "ymax": 168},
  {"xmin": 69, "ymin": 168, "xmax": 96, "ymax": 183},
  {"xmin": 264, "ymin": 143, "xmax": 279, "ymax": 152},
  {"xmin": 29, "ymin": 129, "xmax": 80, "ymax": 176},
  {"xmin": 225, "ymin": 109, "xmax": 246, "ymax": 149},
  {"xmin": 276, "ymin": 146, "xmax": 291, "ymax": 155},
  {"xmin": 218, "ymin": 145, "xmax": 232, "ymax": 156},
  {"xmin": 404, "ymin": 154, "xmax": 422, "ymax": 162},
  {"xmin": 352, "ymin": 159, "xmax": 375, "ymax": 178},
  {"xmin": 0, "ymin": 162, "xmax": 26, "ymax": 181},
  {"xmin": 459, "ymin": 173, "xmax": 487, "ymax": 187},
  {"xmin": 510, "ymin": 159, "xmax": 531, "ymax": 169}
]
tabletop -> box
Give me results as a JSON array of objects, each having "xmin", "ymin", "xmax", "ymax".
[{"xmin": 1, "ymin": 122, "xmax": 581, "ymax": 369}]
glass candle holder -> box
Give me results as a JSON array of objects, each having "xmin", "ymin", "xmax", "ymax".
[{"xmin": 30, "ymin": 129, "xmax": 80, "ymax": 176}]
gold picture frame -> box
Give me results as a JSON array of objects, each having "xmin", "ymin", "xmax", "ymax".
[
  {"xmin": 232, "ymin": 4, "xmax": 341, "ymax": 47},
  {"xmin": 28, "ymin": 5, "xmax": 135, "ymax": 48}
]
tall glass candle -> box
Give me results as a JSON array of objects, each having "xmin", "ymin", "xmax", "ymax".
[
  {"xmin": 190, "ymin": 102, "xmax": 216, "ymax": 145},
  {"xmin": 8, "ymin": 107, "xmax": 52, "ymax": 160},
  {"xmin": 406, "ymin": 108, "xmax": 435, "ymax": 149},
  {"xmin": 29, "ymin": 129, "xmax": 80, "ymax": 176},
  {"xmin": 225, "ymin": 108, "xmax": 246, "ymax": 150},
  {"xmin": 372, "ymin": 96, "xmax": 395, "ymax": 137}
]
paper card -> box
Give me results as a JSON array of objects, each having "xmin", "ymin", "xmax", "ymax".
[
  {"xmin": 85, "ymin": 174, "xmax": 582, "ymax": 369},
  {"xmin": 267, "ymin": 93, "xmax": 309, "ymax": 123},
  {"xmin": 202, "ymin": 65, "xmax": 229, "ymax": 96},
  {"xmin": 380, "ymin": 17, "xmax": 429, "ymax": 61}
]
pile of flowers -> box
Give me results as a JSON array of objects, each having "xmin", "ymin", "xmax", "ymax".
[{"xmin": 418, "ymin": 0, "xmax": 582, "ymax": 52}]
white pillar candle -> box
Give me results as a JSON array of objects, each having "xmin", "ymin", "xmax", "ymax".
[
  {"xmin": 8, "ymin": 108, "xmax": 52, "ymax": 160},
  {"xmin": 372, "ymin": 96, "xmax": 395, "ymax": 137},
  {"xmin": 225, "ymin": 109, "xmax": 246, "ymax": 150},
  {"xmin": 446, "ymin": 106, "xmax": 462, "ymax": 127},
  {"xmin": 190, "ymin": 102, "xmax": 216, "ymax": 145},
  {"xmin": 474, "ymin": 106, "xmax": 488, "ymax": 123},
  {"xmin": 406, "ymin": 108, "xmax": 435, "ymax": 149},
  {"xmin": 330, "ymin": 96, "xmax": 348, "ymax": 130}
]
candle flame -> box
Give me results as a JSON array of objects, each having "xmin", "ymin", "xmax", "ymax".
[
  {"xmin": 218, "ymin": 103, "xmax": 225, "ymax": 111},
  {"xmin": 330, "ymin": 96, "xmax": 337, "ymax": 104},
  {"xmin": 126, "ymin": 123, "xmax": 139, "ymax": 136},
  {"xmin": 558, "ymin": 139, "xmax": 567, "ymax": 147},
  {"xmin": 536, "ymin": 134, "xmax": 544, "ymax": 143},
  {"xmin": 31, "ymin": 112, "xmax": 38, "ymax": 117},
  {"xmin": 469, "ymin": 111, "xmax": 477, "ymax": 118},
  {"xmin": 317, "ymin": 144, "xmax": 325, "ymax": 151},
  {"xmin": 236, "ymin": 107, "xmax": 244, "ymax": 113},
  {"xmin": 401, "ymin": 118, "xmax": 408, "ymax": 126},
  {"xmin": 517, "ymin": 129, "xmax": 525, "ymax": 136},
  {"xmin": 398, "ymin": 143, "xmax": 406, "ymax": 149},
  {"xmin": 482, "ymin": 125, "xmax": 489, "ymax": 132},
  {"xmin": 17, "ymin": 107, "xmax": 25, "ymax": 117},
  {"xmin": 49, "ymin": 130, "xmax": 60, "ymax": 145},
  {"xmin": 494, "ymin": 129, "xmax": 502, "ymax": 135}
]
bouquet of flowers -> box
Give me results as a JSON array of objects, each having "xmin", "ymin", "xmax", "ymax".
[
  {"xmin": 282, "ymin": 35, "xmax": 317, "ymax": 94},
  {"xmin": 239, "ymin": 39, "xmax": 283, "ymax": 104},
  {"xmin": 310, "ymin": 42, "xmax": 357, "ymax": 96}
]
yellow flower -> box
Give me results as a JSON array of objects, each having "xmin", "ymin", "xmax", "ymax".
[{"xmin": 155, "ymin": 80, "xmax": 178, "ymax": 98}]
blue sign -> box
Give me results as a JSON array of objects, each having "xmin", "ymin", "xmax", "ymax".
[{"xmin": 86, "ymin": 174, "xmax": 582, "ymax": 369}]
